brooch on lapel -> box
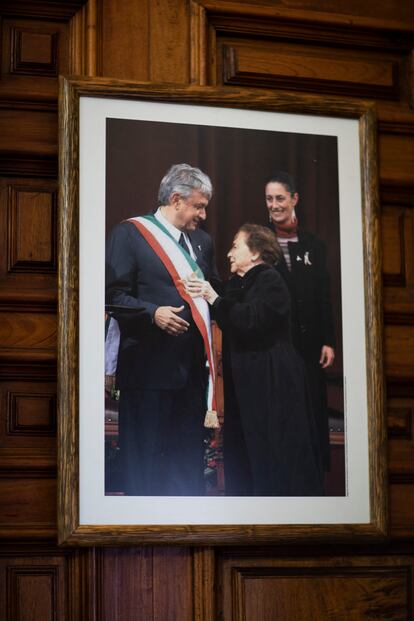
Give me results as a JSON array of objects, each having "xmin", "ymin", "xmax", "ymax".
[{"xmin": 296, "ymin": 251, "xmax": 312, "ymax": 265}]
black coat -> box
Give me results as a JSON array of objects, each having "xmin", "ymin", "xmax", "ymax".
[
  {"xmin": 213, "ymin": 264, "xmax": 323, "ymax": 496},
  {"xmin": 274, "ymin": 228, "xmax": 336, "ymax": 470},
  {"xmin": 275, "ymin": 229, "xmax": 336, "ymax": 361}
]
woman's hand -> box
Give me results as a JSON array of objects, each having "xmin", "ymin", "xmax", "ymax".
[
  {"xmin": 183, "ymin": 274, "xmax": 219, "ymax": 305},
  {"xmin": 183, "ymin": 274, "xmax": 204, "ymax": 297},
  {"xmin": 320, "ymin": 345, "xmax": 335, "ymax": 369}
]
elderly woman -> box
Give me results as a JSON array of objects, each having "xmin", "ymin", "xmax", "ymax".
[{"xmin": 186, "ymin": 224, "xmax": 323, "ymax": 496}]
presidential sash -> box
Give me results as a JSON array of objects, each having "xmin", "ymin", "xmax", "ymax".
[{"xmin": 128, "ymin": 215, "xmax": 219, "ymax": 429}]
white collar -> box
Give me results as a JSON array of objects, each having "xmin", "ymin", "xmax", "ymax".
[
  {"xmin": 154, "ymin": 208, "xmax": 195, "ymax": 260},
  {"xmin": 155, "ymin": 208, "xmax": 182, "ymax": 242}
]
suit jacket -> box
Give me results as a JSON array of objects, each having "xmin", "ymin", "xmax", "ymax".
[
  {"xmin": 105, "ymin": 220, "xmax": 219, "ymax": 391},
  {"xmin": 275, "ymin": 228, "xmax": 336, "ymax": 361}
]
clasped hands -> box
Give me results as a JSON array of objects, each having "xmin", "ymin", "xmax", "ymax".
[
  {"xmin": 153, "ymin": 274, "xmax": 218, "ymax": 336},
  {"xmin": 182, "ymin": 273, "xmax": 218, "ymax": 305}
]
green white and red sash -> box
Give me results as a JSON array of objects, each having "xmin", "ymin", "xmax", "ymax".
[{"xmin": 128, "ymin": 215, "xmax": 218, "ymax": 428}]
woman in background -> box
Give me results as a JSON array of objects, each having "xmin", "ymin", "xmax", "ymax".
[
  {"xmin": 186, "ymin": 224, "xmax": 323, "ymax": 496},
  {"xmin": 265, "ymin": 171, "xmax": 336, "ymax": 473}
]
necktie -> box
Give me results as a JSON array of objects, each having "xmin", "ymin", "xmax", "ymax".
[{"xmin": 179, "ymin": 233, "xmax": 191, "ymax": 255}]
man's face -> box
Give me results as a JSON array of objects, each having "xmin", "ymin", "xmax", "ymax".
[
  {"xmin": 265, "ymin": 182, "xmax": 298, "ymax": 227},
  {"xmin": 174, "ymin": 190, "xmax": 208, "ymax": 231}
]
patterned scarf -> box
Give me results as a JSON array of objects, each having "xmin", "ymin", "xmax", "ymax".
[{"xmin": 273, "ymin": 218, "xmax": 299, "ymax": 238}]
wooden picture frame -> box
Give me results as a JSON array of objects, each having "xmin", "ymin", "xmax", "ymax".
[{"xmin": 58, "ymin": 76, "xmax": 386, "ymax": 545}]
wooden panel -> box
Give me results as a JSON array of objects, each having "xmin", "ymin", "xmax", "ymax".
[
  {"xmin": 0, "ymin": 157, "xmax": 57, "ymax": 179},
  {"xmin": 1, "ymin": 555, "xmax": 67, "ymax": 621},
  {"xmin": 219, "ymin": 554, "xmax": 412, "ymax": 621},
  {"xmin": 0, "ymin": 18, "xmax": 69, "ymax": 103},
  {"xmin": 99, "ymin": 548, "xmax": 154, "ymax": 620},
  {"xmin": 0, "ymin": 178, "xmax": 57, "ymax": 303},
  {"xmin": 152, "ymin": 547, "xmax": 193, "ymax": 621},
  {"xmin": 68, "ymin": 0, "xmax": 102, "ymax": 76},
  {"xmin": 379, "ymin": 134, "xmax": 414, "ymax": 184},
  {"xmin": 389, "ymin": 397, "xmax": 414, "ymax": 471},
  {"xmin": 276, "ymin": 0, "xmax": 414, "ymax": 23},
  {"xmin": 10, "ymin": 393, "xmax": 55, "ymax": 432},
  {"xmin": 0, "ymin": 549, "xmax": 94, "ymax": 621},
  {"xmin": 390, "ymin": 484, "xmax": 414, "ymax": 537},
  {"xmin": 0, "ymin": 1, "xmax": 87, "ymax": 19},
  {"xmin": 0, "ymin": 312, "xmax": 56, "ymax": 352},
  {"xmin": 98, "ymin": 546, "xmax": 194, "ymax": 621},
  {"xmin": 8, "ymin": 184, "xmax": 57, "ymax": 272},
  {"xmin": 381, "ymin": 190, "xmax": 414, "ymax": 319},
  {"xmin": 377, "ymin": 103, "xmax": 414, "ymax": 136},
  {"xmin": 101, "ymin": 0, "xmax": 149, "ymax": 80},
  {"xmin": 195, "ymin": 0, "xmax": 414, "ymax": 26},
  {"xmin": 192, "ymin": 2, "xmax": 414, "ymax": 90},
  {"xmin": 198, "ymin": 1, "xmax": 414, "ymax": 48},
  {"xmin": 220, "ymin": 40, "xmax": 400, "ymax": 99},
  {"xmin": 101, "ymin": 0, "xmax": 190, "ymax": 83},
  {"xmin": 11, "ymin": 29, "xmax": 58, "ymax": 75},
  {"xmin": 193, "ymin": 548, "xmax": 215, "ymax": 621},
  {"xmin": 389, "ymin": 388, "xmax": 414, "ymax": 536},
  {"xmin": 0, "ymin": 110, "xmax": 57, "ymax": 158},
  {"xmin": 0, "ymin": 477, "xmax": 56, "ymax": 538},
  {"xmin": 149, "ymin": 0, "xmax": 190, "ymax": 83},
  {"xmin": 240, "ymin": 570, "xmax": 407, "ymax": 620},
  {"xmin": 388, "ymin": 403, "xmax": 412, "ymax": 440},
  {"xmin": 382, "ymin": 207, "xmax": 407, "ymax": 287},
  {"xmin": 384, "ymin": 325, "xmax": 414, "ymax": 378},
  {"xmin": 8, "ymin": 568, "xmax": 56, "ymax": 621},
  {"xmin": 0, "ymin": 380, "xmax": 56, "ymax": 448}
]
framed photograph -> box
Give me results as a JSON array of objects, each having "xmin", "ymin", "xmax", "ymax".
[{"xmin": 58, "ymin": 77, "xmax": 386, "ymax": 545}]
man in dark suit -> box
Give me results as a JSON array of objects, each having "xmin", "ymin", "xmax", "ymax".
[{"xmin": 106, "ymin": 163, "xmax": 219, "ymax": 496}]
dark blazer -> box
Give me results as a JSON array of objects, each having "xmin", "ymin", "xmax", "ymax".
[
  {"xmin": 275, "ymin": 228, "xmax": 336, "ymax": 361},
  {"xmin": 105, "ymin": 220, "xmax": 219, "ymax": 391}
]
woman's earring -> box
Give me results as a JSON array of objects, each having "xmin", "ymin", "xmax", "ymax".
[{"xmin": 269, "ymin": 213, "xmax": 273, "ymax": 223}]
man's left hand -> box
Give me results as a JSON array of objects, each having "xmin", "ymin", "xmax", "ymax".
[{"xmin": 320, "ymin": 345, "xmax": 335, "ymax": 369}]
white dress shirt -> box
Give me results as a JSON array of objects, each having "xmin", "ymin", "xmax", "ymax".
[{"xmin": 154, "ymin": 208, "xmax": 197, "ymax": 261}]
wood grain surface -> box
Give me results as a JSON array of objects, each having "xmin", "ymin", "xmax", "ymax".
[{"xmin": 1, "ymin": 0, "xmax": 413, "ymax": 619}]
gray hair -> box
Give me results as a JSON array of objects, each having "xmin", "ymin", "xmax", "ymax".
[{"xmin": 158, "ymin": 163, "xmax": 213, "ymax": 206}]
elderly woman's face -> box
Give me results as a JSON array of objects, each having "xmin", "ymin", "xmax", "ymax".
[
  {"xmin": 227, "ymin": 232, "xmax": 257, "ymax": 276},
  {"xmin": 265, "ymin": 182, "xmax": 298, "ymax": 227}
]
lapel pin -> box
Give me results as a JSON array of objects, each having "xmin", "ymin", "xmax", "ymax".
[{"xmin": 304, "ymin": 251, "xmax": 312, "ymax": 265}]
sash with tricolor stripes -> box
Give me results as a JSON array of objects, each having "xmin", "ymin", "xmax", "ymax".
[{"xmin": 128, "ymin": 215, "xmax": 219, "ymax": 429}]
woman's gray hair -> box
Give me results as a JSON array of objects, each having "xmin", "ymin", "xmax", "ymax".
[{"xmin": 158, "ymin": 163, "xmax": 213, "ymax": 206}]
